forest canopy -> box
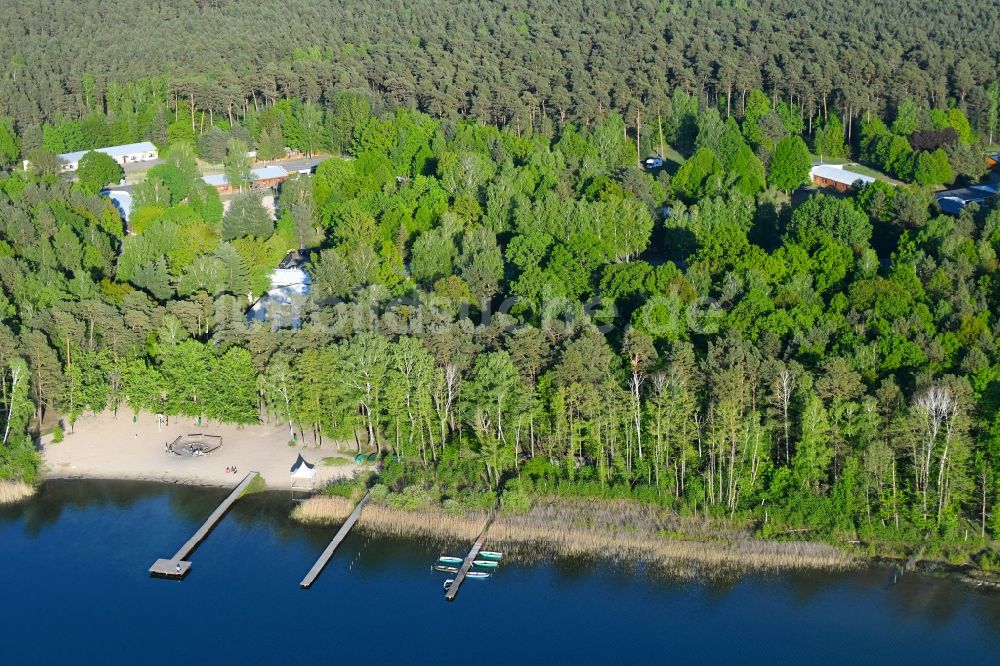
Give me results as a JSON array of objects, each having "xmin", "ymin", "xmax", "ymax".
[
  {"xmin": 0, "ymin": 0, "xmax": 999, "ymax": 567},
  {"xmin": 1, "ymin": 0, "xmax": 999, "ymax": 143}
]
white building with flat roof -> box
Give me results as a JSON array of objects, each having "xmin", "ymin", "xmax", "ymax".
[
  {"xmin": 47, "ymin": 141, "xmax": 159, "ymax": 173},
  {"xmin": 810, "ymin": 164, "xmax": 877, "ymax": 192},
  {"xmin": 202, "ymin": 165, "xmax": 289, "ymax": 194}
]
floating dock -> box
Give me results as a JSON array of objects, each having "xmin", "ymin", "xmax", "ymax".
[
  {"xmin": 299, "ymin": 490, "xmax": 371, "ymax": 589},
  {"xmin": 149, "ymin": 471, "xmax": 259, "ymax": 579},
  {"xmin": 444, "ymin": 511, "xmax": 496, "ymax": 602}
]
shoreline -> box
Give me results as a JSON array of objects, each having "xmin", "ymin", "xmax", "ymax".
[
  {"xmin": 39, "ymin": 409, "xmax": 360, "ymax": 491},
  {"xmin": 17, "ymin": 476, "xmax": 1000, "ymax": 588},
  {"xmin": 0, "ymin": 480, "xmax": 36, "ymax": 505},
  {"xmin": 293, "ymin": 494, "xmax": 855, "ymax": 575}
]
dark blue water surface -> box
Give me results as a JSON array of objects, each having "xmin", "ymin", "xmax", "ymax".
[{"xmin": 1, "ymin": 480, "xmax": 997, "ymax": 664}]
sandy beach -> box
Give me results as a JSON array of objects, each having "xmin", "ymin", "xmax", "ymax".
[{"xmin": 41, "ymin": 410, "xmax": 359, "ymax": 490}]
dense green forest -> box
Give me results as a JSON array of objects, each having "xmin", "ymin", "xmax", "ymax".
[
  {"xmin": 0, "ymin": 88, "xmax": 998, "ymax": 561},
  {"xmin": 2, "ymin": 0, "xmax": 999, "ymax": 144},
  {"xmin": 0, "ymin": 0, "xmax": 998, "ymax": 563}
]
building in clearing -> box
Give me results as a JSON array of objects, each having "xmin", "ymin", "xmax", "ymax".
[
  {"xmin": 202, "ymin": 165, "xmax": 290, "ymax": 195},
  {"xmin": 935, "ymin": 183, "xmax": 998, "ymax": 216},
  {"xmin": 810, "ymin": 164, "xmax": 877, "ymax": 192},
  {"xmin": 34, "ymin": 141, "xmax": 160, "ymax": 173},
  {"xmin": 247, "ymin": 251, "xmax": 311, "ymax": 328},
  {"xmin": 103, "ymin": 190, "xmax": 133, "ymax": 223}
]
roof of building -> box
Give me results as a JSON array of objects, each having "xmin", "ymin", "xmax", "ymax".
[
  {"xmin": 103, "ymin": 190, "xmax": 133, "ymax": 222},
  {"xmin": 935, "ymin": 184, "xmax": 998, "ymax": 205},
  {"xmin": 202, "ymin": 173, "xmax": 227, "ymax": 187},
  {"xmin": 270, "ymin": 267, "xmax": 310, "ymax": 288},
  {"xmin": 935, "ymin": 181, "xmax": 999, "ymax": 215},
  {"xmin": 279, "ymin": 250, "xmax": 308, "ymax": 269},
  {"xmin": 253, "ymin": 165, "xmax": 289, "ymax": 180},
  {"xmin": 936, "ymin": 197, "xmax": 967, "ymax": 216},
  {"xmin": 59, "ymin": 141, "xmax": 158, "ymax": 164},
  {"xmin": 810, "ymin": 164, "xmax": 877, "ymax": 187},
  {"xmin": 201, "ymin": 166, "xmax": 289, "ymax": 188}
]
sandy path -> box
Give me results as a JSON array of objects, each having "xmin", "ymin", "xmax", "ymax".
[{"xmin": 41, "ymin": 411, "xmax": 359, "ymax": 490}]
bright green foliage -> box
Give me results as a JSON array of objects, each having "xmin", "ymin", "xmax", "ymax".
[
  {"xmin": 223, "ymin": 138, "xmax": 253, "ymax": 192},
  {"xmin": 789, "ymin": 195, "xmax": 872, "ymax": 247},
  {"xmin": 671, "ymin": 147, "xmax": 724, "ymax": 202},
  {"xmin": 145, "ymin": 164, "xmax": 190, "ymax": 204},
  {"xmin": 77, "ymin": 150, "xmax": 124, "ymax": 194},
  {"xmin": 814, "ymin": 114, "xmax": 848, "ymax": 158},
  {"xmin": 728, "ymin": 144, "xmax": 766, "ymax": 197},
  {"xmin": 0, "ymin": 117, "xmax": 20, "ymax": 167},
  {"xmin": 768, "ymin": 136, "xmax": 811, "ymax": 192},
  {"xmin": 222, "ymin": 191, "xmax": 273, "ymax": 240},
  {"xmin": 742, "ymin": 89, "xmax": 771, "ymax": 147},
  {"xmin": 257, "ymin": 126, "xmax": 286, "ymax": 160},
  {"xmin": 891, "ymin": 100, "xmax": 922, "ymax": 136},
  {"xmin": 857, "ymin": 181, "xmax": 897, "ymax": 223},
  {"xmin": 793, "ymin": 395, "xmax": 834, "ymax": 492},
  {"xmin": 411, "ymin": 226, "xmax": 458, "ymax": 285},
  {"xmin": 1, "ymin": 79, "xmax": 999, "ymax": 557},
  {"xmin": 913, "ymin": 149, "xmax": 953, "ymax": 186}
]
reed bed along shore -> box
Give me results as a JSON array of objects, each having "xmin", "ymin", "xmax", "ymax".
[
  {"xmin": 0, "ymin": 480, "xmax": 36, "ymax": 504},
  {"xmin": 291, "ymin": 495, "xmax": 355, "ymax": 524},
  {"xmin": 357, "ymin": 503, "xmax": 487, "ymax": 542},
  {"xmin": 490, "ymin": 500, "xmax": 850, "ymax": 574},
  {"xmin": 291, "ymin": 493, "xmax": 853, "ymax": 573}
]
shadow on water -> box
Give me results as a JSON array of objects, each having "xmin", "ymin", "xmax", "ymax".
[{"xmin": 3, "ymin": 479, "xmax": 226, "ymax": 536}]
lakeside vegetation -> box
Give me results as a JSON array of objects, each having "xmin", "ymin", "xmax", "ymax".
[
  {"xmin": 0, "ymin": 479, "xmax": 35, "ymax": 505},
  {"xmin": 295, "ymin": 489, "xmax": 853, "ymax": 573},
  {"xmin": 0, "ymin": 1, "xmax": 998, "ymax": 570}
]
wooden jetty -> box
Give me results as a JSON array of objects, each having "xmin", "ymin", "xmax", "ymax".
[
  {"xmin": 299, "ymin": 490, "xmax": 372, "ymax": 589},
  {"xmin": 149, "ymin": 471, "xmax": 259, "ymax": 579},
  {"xmin": 444, "ymin": 511, "xmax": 496, "ymax": 602}
]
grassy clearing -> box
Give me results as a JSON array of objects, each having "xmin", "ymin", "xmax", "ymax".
[
  {"xmin": 810, "ymin": 156, "xmax": 903, "ymax": 186},
  {"xmin": 841, "ymin": 162, "xmax": 904, "ymax": 185},
  {"xmin": 241, "ymin": 474, "xmax": 268, "ymax": 495},
  {"xmin": 0, "ymin": 480, "xmax": 35, "ymax": 504},
  {"xmin": 321, "ymin": 456, "xmax": 353, "ymax": 466}
]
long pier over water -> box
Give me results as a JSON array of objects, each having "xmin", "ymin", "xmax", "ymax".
[
  {"xmin": 300, "ymin": 490, "xmax": 372, "ymax": 589},
  {"xmin": 149, "ymin": 471, "xmax": 259, "ymax": 579},
  {"xmin": 444, "ymin": 511, "xmax": 496, "ymax": 602}
]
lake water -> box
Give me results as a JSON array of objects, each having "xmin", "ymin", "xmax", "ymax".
[{"xmin": 1, "ymin": 480, "xmax": 997, "ymax": 664}]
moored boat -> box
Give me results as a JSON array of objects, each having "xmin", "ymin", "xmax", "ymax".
[
  {"xmin": 438, "ymin": 556, "xmax": 463, "ymax": 565},
  {"xmin": 479, "ymin": 551, "xmax": 503, "ymax": 561},
  {"xmin": 465, "ymin": 571, "xmax": 490, "ymax": 579},
  {"xmin": 472, "ymin": 560, "xmax": 499, "ymax": 568},
  {"xmin": 433, "ymin": 564, "xmax": 459, "ymax": 573},
  {"xmin": 443, "ymin": 579, "xmax": 454, "ymax": 590}
]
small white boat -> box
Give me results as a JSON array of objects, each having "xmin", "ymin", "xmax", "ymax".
[
  {"xmin": 465, "ymin": 571, "xmax": 490, "ymax": 579},
  {"xmin": 438, "ymin": 556, "xmax": 463, "ymax": 565},
  {"xmin": 443, "ymin": 579, "xmax": 454, "ymax": 590},
  {"xmin": 433, "ymin": 564, "xmax": 459, "ymax": 574}
]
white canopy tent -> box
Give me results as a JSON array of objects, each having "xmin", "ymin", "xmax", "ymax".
[{"xmin": 290, "ymin": 453, "xmax": 317, "ymax": 489}]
